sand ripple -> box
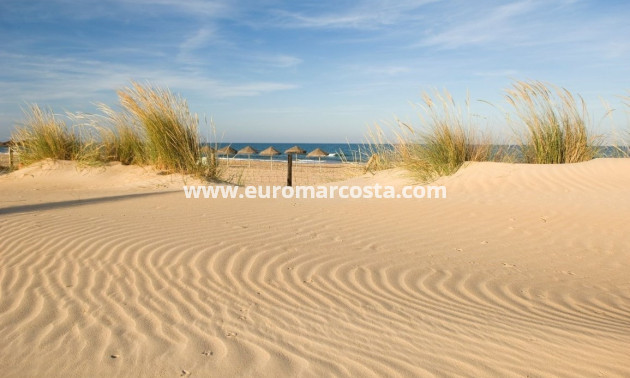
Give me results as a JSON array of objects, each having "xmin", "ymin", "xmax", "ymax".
[{"xmin": 1, "ymin": 159, "xmax": 629, "ymax": 376}]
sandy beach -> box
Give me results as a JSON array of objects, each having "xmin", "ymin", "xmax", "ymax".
[{"xmin": 1, "ymin": 158, "xmax": 629, "ymax": 377}]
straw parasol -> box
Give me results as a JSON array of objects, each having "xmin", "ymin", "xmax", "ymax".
[
  {"xmin": 217, "ymin": 145, "xmax": 237, "ymax": 165},
  {"xmin": 259, "ymin": 146, "xmax": 281, "ymax": 170},
  {"xmin": 237, "ymin": 145, "xmax": 259, "ymax": 167},
  {"xmin": 217, "ymin": 145, "xmax": 237, "ymax": 155},
  {"xmin": 307, "ymin": 147, "xmax": 329, "ymax": 172},
  {"xmin": 284, "ymin": 145, "xmax": 306, "ymax": 163},
  {"xmin": 200, "ymin": 145, "xmax": 214, "ymax": 156},
  {"xmin": 284, "ymin": 145, "xmax": 306, "ymax": 155}
]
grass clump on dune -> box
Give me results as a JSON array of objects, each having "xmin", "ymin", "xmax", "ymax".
[
  {"xmin": 116, "ymin": 82, "xmax": 203, "ymax": 174},
  {"xmin": 12, "ymin": 82, "xmax": 220, "ymax": 178},
  {"xmin": 359, "ymin": 125, "xmax": 400, "ymax": 172},
  {"xmin": 95, "ymin": 103, "xmax": 146, "ymax": 166},
  {"xmin": 12, "ymin": 105, "xmax": 83, "ymax": 165},
  {"xmin": 394, "ymin": 90, "xmax": 494, "ymax": 181},
  {"xmin": 506, "ymin": 80, "xmax": 597, "ymax": 164}
]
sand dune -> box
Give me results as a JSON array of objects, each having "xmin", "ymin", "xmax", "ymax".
[{"xmin": 0, "ymin": 159, "xmax": 629, "ymax": 377}]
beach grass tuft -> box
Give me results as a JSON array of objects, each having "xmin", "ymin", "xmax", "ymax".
[
  {"xmin": 393, "ymin": 90, "xmax": 493, "ymax": 181},
  {"xmin": 11, "ymin": 83, "xmax": 220, "ymax": 179},
  {"xmin": 12, "ymin": 105, "xmax": 82, "ymax": 165},
  {"xmin": 117, "ymin": 82, "xmax": 202, "ymax": 174},
  {"xmin": 359, "ymin": 124, "xmax": 399, "ymax": 171},
  {"xmin": 95, "ymin": 103, "xmax": 147, "ymax": 166},
  {"xmin": 506, "ymin": 80, "xmax": 597, "ymax": 164}
]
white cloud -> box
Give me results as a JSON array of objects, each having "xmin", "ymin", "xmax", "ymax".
[
  {"xmin": 177, "ymin": 27, "xmax": 222, "ymax": 64},
  {"xmin": 270, "ymin": 0, "xmax": 437, "ymax": 29},
  {"xmin": 0, "ymin": 50, "xmax": 298, "ymax": 136},
  {"xmin": 420, "ymin": 1, "xmax": 538, "ymax": 48}
]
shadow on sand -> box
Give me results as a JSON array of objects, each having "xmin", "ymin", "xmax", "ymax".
[{"xmin": 0, "ymin": 191, "xmax": 179, "ymax": 216}]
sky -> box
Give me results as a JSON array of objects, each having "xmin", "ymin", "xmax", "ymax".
[{"xmin": 1, "ymin": 0, "xmax": 629, "ymax": 143}]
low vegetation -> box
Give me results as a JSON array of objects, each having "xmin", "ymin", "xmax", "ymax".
[
  {"xmin": 394, "ymin": 90, "xmax": 495, "ymax": 181},
  {"xmin": 8, "ymin": 80, "xmax": 626, "ymax": 181},
  {"xmin": 11, "ymin": 82, "xmax": 220, "ymax": 178},
  {"xmin": 506, "ymin": 80, "xmax": 597, "ymax": 164},
  {"xmin": 12, "ymin": 105, "xmax": 82, "ymax": 165},
  {"xmin": 364, "ymin": 81, "xmax": 608, "ymax": 180}
]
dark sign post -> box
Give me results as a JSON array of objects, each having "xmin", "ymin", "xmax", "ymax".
[{"xmin": 287, "ymin": 153, "xmax": 293, "ymax": 187}]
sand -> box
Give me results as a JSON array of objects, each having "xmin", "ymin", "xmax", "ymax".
[
  {"xmin": 220, "ymin": 158, "xmax": 364, "ymax": 186},
  {"xmin": 0, "ymin": 158, "xmax": 629, "ymax": 377}
]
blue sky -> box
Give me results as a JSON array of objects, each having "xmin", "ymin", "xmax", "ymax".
[{"xmin": 1, "ymin": 0, "xmax": 629, "ymax": 142}]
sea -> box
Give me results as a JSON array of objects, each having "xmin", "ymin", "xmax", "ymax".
[
  {"xmin": 0, "ymin": 142, "xmax": 372, "ymax": 163},
  {"xmin": 1, "ymin": 144, "xmax": 627, "ymax": 162},
  {"xmin": 207, "ymin": 143, "xmax": 630, "ymax": 162},
  {"xmin": 206, "ymin": 143, "xmax": 369, "ymax": 164}
]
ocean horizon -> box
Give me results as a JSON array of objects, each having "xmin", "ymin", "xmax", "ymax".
[
  {"xmin": 2, "ymin": 143, "xmax": 627, "ymax": 163},
  {"xmin": 206, "ymin": 142, "xmax": 366, "ymax": 164}
]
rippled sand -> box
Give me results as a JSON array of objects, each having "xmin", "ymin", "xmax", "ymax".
[{"xmin": 1, "ymin": 159, "xmax": 629, "ymax": 377}]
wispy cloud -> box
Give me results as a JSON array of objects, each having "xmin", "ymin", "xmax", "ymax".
[
  {"xmin": 0, "ymin": 51, "xmax": 297, "ymax": 108},
  {"xmin": 0, "ymin": 0, "xmax": 236, "ymax": 21},
  {"xmin": 177, "ymin": 27, "xmax": 225, "ymax": 64},
  {"xmin": 270, "ymin": 0, "xmax": 437, "ymax": 29},
  {"xmin": 2, "ymin": 0, "xmax": 630, "ymax": 140},
  {"xmin": 420, "ymin": 1, "xmax": 539, "ymax": 48}
]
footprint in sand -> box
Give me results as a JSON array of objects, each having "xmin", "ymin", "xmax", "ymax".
[{"xmin": 502, "ymin": 262, "xmax": 516, "ymax": 268}]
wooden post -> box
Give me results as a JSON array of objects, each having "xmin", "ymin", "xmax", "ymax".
[
  {"xmin": 9, "ymin": 146, "xmax": 14, "ymax": 169},
  {"xmin": 287, "ymin": 153, "xmax": 293, "ymax": 187}
]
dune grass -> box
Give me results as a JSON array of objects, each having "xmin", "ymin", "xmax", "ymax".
[
  {"xmin": 362, "ymin": 82, "xmax": 605, "ymax": 182},
  {"xmin": 116, "ymin": 82, "xmax": 202, "ymax": 174},
  {"xmin": 10, "ymin": 80, "xmax": 618, "ymax": 181},
  {"xmin": 377, "ymin": 90, "xmax": 494, "ymax": 181},
  {"xmin": 94, "ymin": 103, "xmax": 146, "ymax": 166},
  {"xmin": 506, "ymin": 80, "xmax": 597, "ymax": 164},
  {"xmin": 12, "ymin": 105, "xmax": 83, "ymax": 165},
  {"xmin": 358, "ymin": 125, "xmax": 399, "ymax": 172},
  {"xmin": 11, "ymin": 83, "xmax": 220, "ymax": 178}
]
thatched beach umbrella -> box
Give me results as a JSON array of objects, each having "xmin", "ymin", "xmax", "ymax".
[
  {"xmin": 237, "ymin": 145, "xmax": 259, "ymax": 167},
  {"xmin": 200, "ymin": 145, "xmax": 214, "ymax": 156},
  {"xmin": 307, "ymin": 147, "xmax": 329, "ymax": 172},
  {"xmin": 259, "ymin": 146, "xmax": 280, "ymax": 170},
  {"xmin": 284, "ymin": 145, "xmax": 306, "ymax": 155},
  {"xmin": 284, "ymin": 145, "xmax": 306, "ymax": 163},
  {"xmin": 217, "ymin": 145, "xmax": 237, "ymax": 165},
  {"xmin": 217, "ymin": 145, "xmax": 237, "ymax": 155}
]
